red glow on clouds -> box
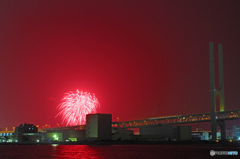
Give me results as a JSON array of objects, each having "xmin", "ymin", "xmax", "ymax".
[{"xmin": 56, "ymin": 90, "xmax": 100, "ymax": 126}]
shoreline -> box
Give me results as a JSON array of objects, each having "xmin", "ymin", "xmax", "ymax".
[{"xmin": 1, "ymin": 140, "xmax": 240, "ymax": 145}]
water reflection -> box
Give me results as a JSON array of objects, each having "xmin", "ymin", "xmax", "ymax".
[
  {"xmin": 54, "ymin": 145, "xmax": 105, "ymax": 159},
  {"xmin": 51, "ymin": 144, "xmax": 58, "ymax": 147},
  {"xmin": 1, "ymin": 144, "xmax": 238, "ymax": 158}
]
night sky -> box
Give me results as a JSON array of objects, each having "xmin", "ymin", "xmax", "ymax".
[{"xmin": 0, "ymin": 1, "xmax": 240, "ymax": 130}]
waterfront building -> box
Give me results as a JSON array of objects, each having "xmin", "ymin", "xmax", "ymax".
[
  {"xmin": 15, "ymin": 122, "xmax": 41, "ymax": 142},
  {"xmin": 233, "ymin": 125, "xmax": 240, "ymax": 139},
  {"xmin": 86, "ymin": 114, "xmax": 112, "ymax": 141}
]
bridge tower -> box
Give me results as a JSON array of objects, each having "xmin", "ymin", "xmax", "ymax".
[{"xmin": 209, "ymin": 42, "xmax": 226, "ymax": 141}]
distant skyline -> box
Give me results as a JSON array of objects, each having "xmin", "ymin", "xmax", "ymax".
[{"xmin": 0, "ymin": 1, "xmax": 240, "ymax": 130}]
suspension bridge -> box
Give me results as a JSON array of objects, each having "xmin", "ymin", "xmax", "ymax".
[{"xmin": 113, "ymin": 42, "xmax": 240, "ymax": 141}]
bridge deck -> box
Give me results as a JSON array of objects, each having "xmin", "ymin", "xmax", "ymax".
[{"xmin": 112, "ymin": 109, "xmax": 240, "ymax": 128}]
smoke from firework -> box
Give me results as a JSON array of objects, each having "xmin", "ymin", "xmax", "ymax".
[{"xmin": 56, "ymin": 90, "xmax": 100, "ymax": 125}]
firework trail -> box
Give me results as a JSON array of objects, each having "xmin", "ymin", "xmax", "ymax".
[{"xmin": 56, "ymin": 90, "xmax": 100, "ymax": 126}]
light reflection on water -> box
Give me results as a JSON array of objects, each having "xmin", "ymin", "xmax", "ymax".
[
  {"xmin": 0, "ymin": 144, "xmax": 239, "ymax": 158},
  {"xmin": 54, "ymin": 145, "xmax": 102, "ymax": 159}
]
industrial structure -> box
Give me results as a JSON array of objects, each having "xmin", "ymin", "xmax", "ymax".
[
  {"xmin": 86, "ymin": 114, "xmax": 112, "ymax": 141},
  {"xmin": 139, "ymin": 125, "xmax": 191, "ymax": 141},
  {"xmin": 14, "ymin": 122, "xmax": 41, "ymax": 142},
  {"xmin": 0, "ymin": 113, "xmax": 193, "ymax": 143},
  {"xmin": 0, "ymin": 122, "xmax": 41, "ymax": 142},
  {"xmin": 233, "ymin": 126, "xmax": 240, "ymax": 140},
  {"xmin": 0, "ymin": 117, "xmax": 239, "ymax": 143}
]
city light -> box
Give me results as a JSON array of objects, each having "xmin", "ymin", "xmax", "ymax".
[{"xmin": 53, "ymin": 134, "xmax": 59, "ymax": 141}]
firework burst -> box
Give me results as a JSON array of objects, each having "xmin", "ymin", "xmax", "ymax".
[{"xmin": 56, "ymin": 89, "xmax": 100, "ymax": 126}]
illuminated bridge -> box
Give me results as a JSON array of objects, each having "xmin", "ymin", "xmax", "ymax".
[
  {"xmin": 112, "ymin": 109, "xmax": 240, "ymax": 128},
  {"xmin": 113, "ymin": 42, "xmax": 240, "ymax": 141}
]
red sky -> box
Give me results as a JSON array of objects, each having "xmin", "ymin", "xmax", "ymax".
[{"xmin": 0, "ymin": 0, "xmax": 240, "ymax": 130}]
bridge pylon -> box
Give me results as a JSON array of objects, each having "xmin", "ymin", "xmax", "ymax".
[{"xmin": 209, "ymin": 42, "xmax": 225, "ymax": 141}]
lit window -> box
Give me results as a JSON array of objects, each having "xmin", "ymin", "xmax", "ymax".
[{"xmin": 29, "ymin": 128, "xmax": 30, "ymax": 130}]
